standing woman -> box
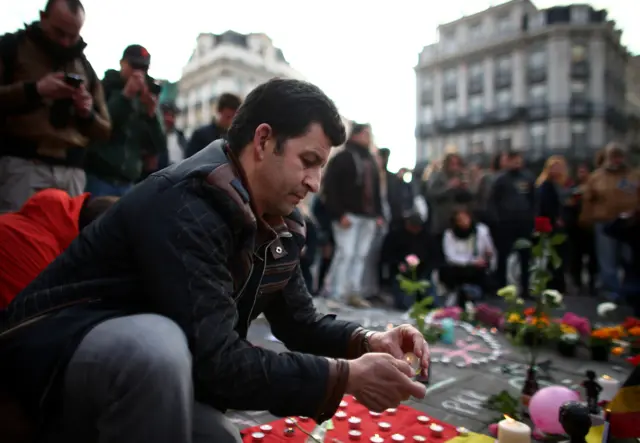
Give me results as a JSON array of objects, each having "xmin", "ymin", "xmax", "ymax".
[{"xmin": 536, "ymin": 155, "xmax": 570, "ymax": 292}]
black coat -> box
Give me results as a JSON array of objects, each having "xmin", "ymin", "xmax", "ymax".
[{"xmin": 0, "ymin": 141, "xmax": 361, "ymax": 425}]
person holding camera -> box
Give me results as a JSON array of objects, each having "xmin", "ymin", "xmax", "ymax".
[
  {"xmin": 0, "ymin": 0, "xmax": 111, "ymax": 213},
  {"xmin": 84, "ymin": 45, "xmax": 166, "ymax": 197}
]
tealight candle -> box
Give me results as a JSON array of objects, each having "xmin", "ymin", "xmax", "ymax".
[
  {"xmin": 378, "ymin": 422, "xmax": 392, "ymax": 431},
  {"xmin": 259, "ymin": 425, "xmax": 272, "ymax": 433},
  {"xmin": 403, "ymin": 352, "xmax": 421, "ymax": 374},
  {"xmin": 413, "ymin": 436, "xmax": 426, "ymax": 443},
  {"xmin": 251, "ymin": 432, "xmax": 265, "ymax": 442},
  {"xmin": 370, "ymin": 411, "xmax": 382, "ymax": 418},
  {"xmin": 335, "ymin": 411, "xmax": 348, "ymax": 420},
  {"xmin": 349, "ymin": 430, "xmax": 362, "ymax": 441},
  {"xmin": 348, "ymin": 417, "xmax": 362, "ymax": 429},
  {"xmin": 430, "ymin": 423, "xmax": 444, "ymax": 438},
  {"xmin": 456, "ymin": 427, "xmax": 469, "ymax": 436},
  {"xmin": 284, "ymin": 418, "xmax": 296, "ymax": 426},
  {"xmin": 340, "ymin": 400, "xmax": 349, "ymax": 408},
  {"xmin": 598, "ymin": 375, "xmax": 621, "ymax": 402},
  {"xmin": 299, "ymin": 416, "xmax": 309, "ymax": 422},
  {"xmin": 497, "ymin": 415, "xmax": 531, "ymax": 443},
  {"xmin": 284, "ymin": 427, "xmax": 295, "ymax": 437},
  {"xmin": 386, "ymin": 408, "xmax": 397, "ymax": 415},
  {"xmin": 392, "ymin": 434, "xmax": 406, "ymax": 442},
  {"xmin": 370, "ymin": 434, "xmax": 385, "ymax": 443},
  {"xmin": 417, "ymin": 416, "xmax": 430, "ymax": 425}
]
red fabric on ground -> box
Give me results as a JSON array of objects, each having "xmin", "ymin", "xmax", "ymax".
[
  {"xmin": 0, "ymin": 189, "xmax": 89, "ymax": 308},
  {"xmin": 608, "ymin": 411, "xmax": 640, "ymax": 439},
  {"xmin": 241, "ymin": 395, "xmax": 458, "ymax": 443}
]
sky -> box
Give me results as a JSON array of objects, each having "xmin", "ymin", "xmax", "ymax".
[{"xmin": 3, "ymin": 0, "xmax": 638, "ymax": 171}]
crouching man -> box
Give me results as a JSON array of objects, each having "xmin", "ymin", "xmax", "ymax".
[{"xmin": 0, "ymin": 79, "xmax": 430, "ymax": 443}]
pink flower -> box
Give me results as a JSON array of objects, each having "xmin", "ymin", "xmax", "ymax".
[
  {"xmin": 433, "ymin": 307, "xmax": 462, "ymax": 320},
  {"xmin": 488, "ymin": 423, "xmax": 498, "ymax": 437},
  {"xmin": 561, "ymin": 313, "xmax": 591, "ymax": 337},
  {"xmin": 398, "ymin": 263, "xmax": 407, "ymax": 273},
  {"xmin": 405, "ymin": 254, "xmax": 420, "ymax": 268}
]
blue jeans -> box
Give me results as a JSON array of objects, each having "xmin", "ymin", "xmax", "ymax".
[
  {"xmin": 595, "ymin": 223, "xmax": 627, "ymax": 297},
  {"xmin": 86, "ymin": 174, "xmax": 133, "ymax": 197}
]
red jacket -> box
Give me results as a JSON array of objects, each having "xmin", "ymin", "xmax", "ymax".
[{"xmin": 0, "ymin": 189, "xmax": 89, "ymax": 308}]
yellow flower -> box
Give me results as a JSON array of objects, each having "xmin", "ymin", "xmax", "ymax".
[
  {"xmin": 560, "ymin": 324, "xmax": 577, "ymax": 335},
  {"xmin": 508, "ymin": 313, "xmax": 522, "ymax": 323},
  {"xmin": 611, "ymin": 346, "xmax": 624, "ymax": 356}
]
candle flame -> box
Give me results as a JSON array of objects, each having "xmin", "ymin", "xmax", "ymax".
[
  {"xmin": 374, "ymin": 434, "xmax": 381, "ymax": 438},
  {"xmin": 504, "ymin": 415, "xmax": 515, "ymax": 422},
  {"xmin": 602, "ymin": 375, "xmax": 611, "ymax": 380}
]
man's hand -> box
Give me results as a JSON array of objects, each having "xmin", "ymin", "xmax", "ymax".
[
  {"xmin": 140, "ymin": 90, "xmax": 158, "ymax": 117},
  {"xmin": 123, "ymin": 71, "xmax": 145, "ymax": 98},
  {"xmin": 367, "ymin": 325, "xmax": 430, "ymax": 370},
  {"xmin": 36, "ymin": 72, "xmax": 75, "ymax": 100},
  {"xmin": 346, "ymin": 353, "xmax": 426, "ymax": 412},
  {"xmin": 339, "ymin": 215, "xmax": 352, "ymax": 229},
  {"xmin": 72, "ymin": 84, "xmax": 93, "ymax": 118}
]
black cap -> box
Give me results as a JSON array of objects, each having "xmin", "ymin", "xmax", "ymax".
[{"xmin": 122, "ymin": 44, "xmax": 151, "ymax": 69}]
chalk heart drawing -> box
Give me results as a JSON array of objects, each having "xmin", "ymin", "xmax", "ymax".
[
  {"xmin": 430, "ymin": 339, "xmax": 492, "ymax": 365},
  {"xmin": 441, "ymin": 389, "xmax": 490, "ymax": 417}
]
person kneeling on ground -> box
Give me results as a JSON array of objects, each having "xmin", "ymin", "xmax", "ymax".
[
  {"xmin": 439, "ymin": 207, "xmax": 496, "ymax": 307},
  {"xmin": 0, "ymin": 189, "xmax": 117, "ymax": 309},
  {"xmin": 0, "ymin": 79, "xmax": 430, "ymax": 443}
]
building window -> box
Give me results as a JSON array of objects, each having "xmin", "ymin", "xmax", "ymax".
[
  {"xmin": 470, "ymin": 62, "xmax": 484, "ymax": 78},
  {"xmin": 571, "ymin": 6, "xmax": 590, "ymax": 24},
  {"xmin": 496, "ymin": 89, "xmax": 512, "ymax": 109},
  {"xmin": 421, "ymin": 106, "xmax": 434, "ymax": 124},
  {"xmin": 497, "ymin": 14, "xmax": 511, "ymax": 32},
  {"xmin": 444, "ymin": 68, "xmax": 457, "ymax": 87},
  {"xmin": 496, "ymin": 54, "xmax": 512, "ymax": 73},
  {"xmin": 469, "ymin": 22, "xmax": 483, "ymax": 40},
  {"xmin": 529, "ymin": 123, "xmax": 548, "ymax": 153},
  {"xmin": 528, "ymin": 47, "xmax": 547, "ymax": 69},
  {"xmin": 571, "ymin": 81, "xmax": 588, "ymax": 98},
  {"xmin": 571, "ymin": 43, "xmax": 588, "ymax": 62},
  {"xmin": 571, "ymin": 122, "xmax": 588, "ymax": 148},
  {"xmin": 423, "ymin": 76, "xmax": 433, "ymax": 91},
  {"xmin": 444, "ymin": 99, "xmax": 457, "ymax": 120},
  {"xmin": 469, "ymin": 95, "xmax": 484, "ymax": 115},
  {"xmin": 529, "ymin": 84, "xmax": 547, "ymax": 104}
]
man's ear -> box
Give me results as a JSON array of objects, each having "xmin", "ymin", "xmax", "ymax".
[{"xmin": 252, "ymin": 123, "xmax": 273, "ymax": 159}]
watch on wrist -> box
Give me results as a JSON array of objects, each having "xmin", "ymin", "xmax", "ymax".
[{"xmin": 363, "ymin": 330, "xmax": 376, "ymax": 353}]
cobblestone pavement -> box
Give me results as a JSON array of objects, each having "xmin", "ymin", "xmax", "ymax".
[{"xmin": 228, "ymin": 298, "xmax": 634, "ymax": 436}]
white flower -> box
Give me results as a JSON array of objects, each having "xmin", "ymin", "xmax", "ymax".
[
  {"xmin": 561, "ymin": 333, "xmax": 579, "ymax": 343},
  {"xmin": 497, "ymin": 285, "xmax": 517, "ymax": 299},
  {"xmin": 597, "ymin": 302, "xmax": 617, "ymax": 317},
  {"xmin": 516, "ymin": 298, "xmax": 525, "ymax": 305},
  {"xmin": 543, "ymin": 289, "xmax": 563, "ymax": 304},
  {"xmin": 465, "ymin": 301, "xmax": 476, "ymax": 320}
]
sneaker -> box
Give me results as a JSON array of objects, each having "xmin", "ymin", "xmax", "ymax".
[{"xmin": 347, "ymin": 295, "xmax": 372, "ymax": 309}]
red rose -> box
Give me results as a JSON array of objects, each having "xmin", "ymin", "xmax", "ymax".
[{"xmin": 534, "ymin": 216, "xmax": 553, "ymax": 233}]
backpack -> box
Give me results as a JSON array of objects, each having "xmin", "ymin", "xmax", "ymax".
[{"xmin": 0, "ymin": 30, "xmax": 97, "ymax": 93}]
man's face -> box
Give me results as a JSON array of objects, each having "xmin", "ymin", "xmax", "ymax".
[
  {"xmin": 40, "ymin": 1, "xmax": 85, "ymax": 48},
  {"xmin": 508, "ymin": 155, "xmax": 523, "ymax": 170},
  {"xmin": 609, "ymin": 152, "xmax": 625, "ymax": 168},
  {"xmin": 119, "ymin": 60, "xmax": 148, "ymax": 81},
  {"xmin": 254, "ymin": 123, "xmax": 331, "ymax": 216},
  {"xmin": 353, "ymin": 128, "xmax": 371, "ymax": 147},
  {"xmin": 448, "ymin": 156, "xmax": 462, "ymax": 174},
  {"xmin": 218, "ymin": 108, "xmax": 237, "ymax": 130}
]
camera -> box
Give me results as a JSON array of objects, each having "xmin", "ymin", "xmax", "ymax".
[
  {"xmin": 64, "ymin": 73, "xmax": 83, "ymax": 88},
  {"xmin": 147, "ymin": 80, "xmax": 162, "ymax": 96}
]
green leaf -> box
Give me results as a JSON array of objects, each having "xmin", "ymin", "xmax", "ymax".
[
  {"xmin": 550, "ymin": 249, "xmax": 562, "ymax": 269},
  {"xmin": 550, "ymin": 233, "xmax": 567, "ymax": 245},
  {"xmin": 513, "ymin": 238, "xmax": 533, "ymax": 250}
]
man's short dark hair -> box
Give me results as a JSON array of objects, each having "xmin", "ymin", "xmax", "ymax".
[
  {"xmin": 217, "ymin": 93, "xmax": 242, "ymax": 113},
  {"xmin": 378, "ymin": 148, "xmax": 391, "ymax": 160},
  {"xmin": 79, "ymin": 196, "xmax": 118, "ymax": 230},
  {"xmin": 226, "ymin": 78, "xmax": 346, "ymax": 154},
  {"xmin": 44, "ymin": 0, "xmax": 84, "ymax": 14}
]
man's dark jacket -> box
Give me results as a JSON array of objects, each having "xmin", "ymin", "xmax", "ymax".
[
  {"xmin": 185, "ymin": 121, "xmax": 226, "ymax": 158},
  {"xmin": 0, "ymin": 141, "xmax": 365, "ymax": 429}
]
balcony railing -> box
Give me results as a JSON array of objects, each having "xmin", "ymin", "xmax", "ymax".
[
  {"xmin": 527, "ymin": 102, "xmax": 549, "ymax": 120},
  {"xmin": 569, "ymin": 98, "xmax": 592, "ymax": 117},
  {"xmin": 527, "ymin": 66, "xmax": 547, "ymax": 83}
]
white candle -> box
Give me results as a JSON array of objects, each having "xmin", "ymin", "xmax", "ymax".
[
  {"xmin": 348, "ymin": 417, "xmax": 362, "ymax": 429},
  {"xmin": 497, "ymin": 416, "xmax": 531, "ymax": 443},
  {"xmin": 370, "ymin": 411, "xmax": 382, "ymax": 418},
  {"xmin": 598, "ymin": 375, "xmax": 621, "ymax": 402},
  {"xmin": 349, "ymin": 430, "xmax": 362, "ymax": 441},
  {"xmin": 412, "ymin": 437, "xmax": 426, "ymax": 443},
  {"xmin": 379, "ymin": 422, "xmax": 392, "ymax": 431},
  {"xmin": 386, "ymin": 408, "xmax": 397, "ymax": 415},
  {"xmin": 251, "ymin": 432, "xmax": 265, "ymax": 441},
  {"xmin": 417, "ymin": 416, "xmax": 430, "ymax": 425},
  {"xmin": 371, "ymin": 435, "xmax": 384, "ymax": 443},
  {"xmin": 284, "ymin": 418, "xmax": 296, "ymax": 426},
  {"xmin": 335, "ymin": 411, "xmax": 347, "ymax": 420},
  {"xmin": 299, "ymin": 416, "xmax": 309, "ymax": 422},
  {"xmin": 259, "ymin": 425, "xmax": 272, "ymax": 433},
  {"xmin": 430, "ymin": 424, "xmax": 444, "ymax": 437},
  {"xmin": 392, "ymin": 434, "xmax": 405, "ymax": 442},
  {"xmin": 340, "ymin": 400, "xmax": 349, "ymax": 408}
]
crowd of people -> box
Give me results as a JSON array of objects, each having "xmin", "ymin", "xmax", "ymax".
[
  {"xmin": 0, "ymin": 0, "xmax": 639, "ymax": 442},
  {"xmin": 305, "ymin": 136, "xmax": 640, "ymax": 317}
]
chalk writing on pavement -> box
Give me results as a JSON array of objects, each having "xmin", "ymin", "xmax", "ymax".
[{"xmin": 441, "ymin": 390, "xmax": 490, "ymax": 416}]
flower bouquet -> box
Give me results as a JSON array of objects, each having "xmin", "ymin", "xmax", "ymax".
[
  {"xmin": 556, "ymin": 324, "xmax": 580, "ymax": 357},
  {"xmin": 590, "ymin": 327, "xmax": 622, "ymax": 361}
]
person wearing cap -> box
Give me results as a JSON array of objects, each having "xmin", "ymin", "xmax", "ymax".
[
  {"xmin": 0, "ymin": 189, "xmax": 117, "ymax": 309},
  {"xmin": 0, "ymin": 0, "xmax": 111, "ymax": 213},
  {"xmin": 580, "ymin": 142, "xmax": 640, "ymax": 300},
  {"xmin": 83, "ymin": 44, "xmax": 166, "ymax": 196},
  {"xmin": 322, "ymin": 122, "xmax": 384, "ymax": 308}
]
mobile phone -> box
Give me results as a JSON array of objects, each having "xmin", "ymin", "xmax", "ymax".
[{"xmin": 64, "ymin": 73, "xmax": 83, "ymax": 88}]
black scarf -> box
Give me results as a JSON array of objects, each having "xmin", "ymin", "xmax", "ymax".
[
  {"xmin": 452, "ymin": 222, "xmax": 476, "ymax": 240},
  {"xmin": 25, "ymin": 21, "xmax": 87, "ymax": 65}
]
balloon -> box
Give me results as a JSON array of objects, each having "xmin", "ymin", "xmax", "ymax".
[{"xmin": 529, "ymin": 386, "xmax": 581, "ymax": 435}]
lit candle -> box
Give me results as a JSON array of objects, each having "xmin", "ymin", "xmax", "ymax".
[
  {"xmin": 497, "ymin": 415, "xmax": 531, "ymax": 443},
  {"xmin": 386, "ymin": 408, "xmax": 397, "ymax": 415},
  {"xmin": 430, "ymin": 423, "xmax": 444, "ymax": 438},
  {"xmin": 340, "ymin": 400, "xmax": 349, "ymax": 408},
  {"xmin": 299, "ymin": 416, "xmax": 309, "ymax": 422},
  {"xmin": 456, "ymin": 427, "xmax": 469, "ymax": 436},
  {"xmin": 370, "ymin": 411, "xmax": 383, "ymax": 418},
  {"xmin": 598, "ymin": 375, "xmax": 621, "ymax": 402},
  {"xmin": 349, "ymin": 430, "xmax": 362, "ymax": 441},
  {"xmin": 371, "ymin": 434, "xmax": 385, "ymax": 443},
  {"xmin": 386, "ymin": 323, "xmax": 394, "ymax": 331},
  {"xmin": 284, "ymin": 418, "xmax": 296, "ymax": 426},
  {"xmin": 417, "ymin": 416, "xmax": 430, "ymax": 425},
  {"xmin": 413, "ymin": 437, "xmax": 426, "ymax": 443},
  {"xmin": 348, "ymin": 417, "xmax": 362, "ymax": 429},
  {"xmin": 403, "ymin": 352, "xmax": 421, "ymax": 375},
  {"xmin": 392, "ymin": 434, "xmax": 406, "ymax": 442},
  {"xmin": 335, "ymin": 411, "xmax": 347, "ymax": 420},
  {"xmin": 379, "ymin": 422, "xmax": 392, "ymax": 431},
  {"xmin": 259, "ymin": 424, "xmax": 272, "ymax": 433},
  {"xmin": 284, "ymin": 427, "xmax": 295, "ymax": 437},
  {"xmin": 251, "ymin": 432, "xmax": 265, "ymax": 442}
]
